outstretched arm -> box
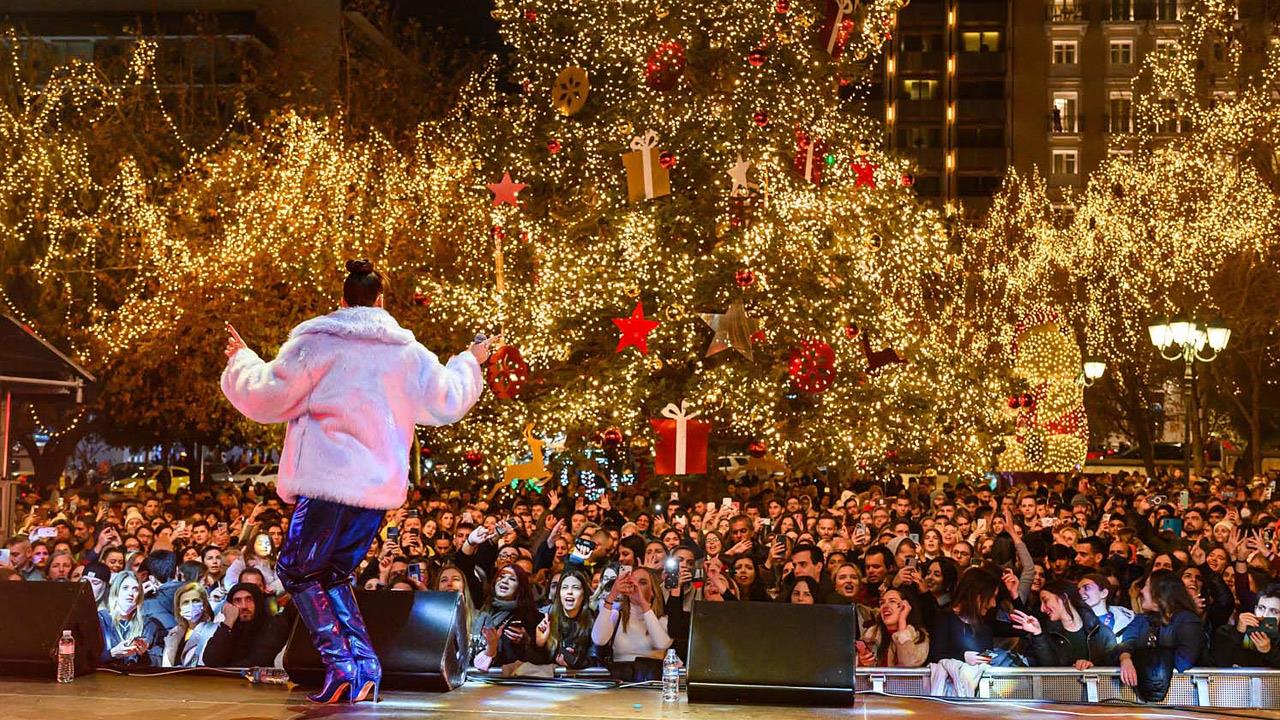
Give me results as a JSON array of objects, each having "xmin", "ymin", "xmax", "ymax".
[
  {"xmin": 220, "ymin": 333, "xmax": 317, "ymax": 424},
  {"xmin": 411, "ymin": 339, "xmax": 493, "ymax": 426}
]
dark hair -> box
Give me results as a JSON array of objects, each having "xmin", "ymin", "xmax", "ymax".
[
  {"xmin": 925, "ymin": 556, "xmax": 960, "ymax": 597},
  {"xmin": 951, "ymin": 566, "xmax": 1001, "ymax": 624},
  {"xmin": 619, "ymin": 535, "xmax": 647, "ymax": 563},
  {"xmin": 786, "ymin": 576, "xmax": 821, "ymax": 602},
  {"xmin": 1076, "ymin": 536, "xmax": 1107, "ymax": 556},
  {"xmin": 1259, "ymin": 582, "xmax": 1280, "ymax": 605},
  {"xmin": 144, "ymin": 549, "xmax": 178, "ymax": 583},
  {"xmin": 1039, "ymin": 579, "xmax": 1087, "ymax": 622},
  {"xmin": 1146, "ymin": 569, "xmax": 1200, "ymax": 621},
  {"xmin": 343, "ymin": 259, "xmax": 384, "ymax": 307},
  {"xmin": 792, "ymin": 543, "xmax": 825, "ymax": 568},
  {"xmin": 177, "ymin": 560, "xmax": 205, "ymax": 583}
]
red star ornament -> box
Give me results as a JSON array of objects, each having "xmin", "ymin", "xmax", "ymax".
[
  {"xmin": 851, "ymin": 157, "xmax": 878, "ymax": 188},
  {"xmin": 487, "ymin": 172, "xmax": 527, "ymax": 207},
  {"xmin": 612, "ymin": 301, "xmax": 660, "ymax": 355}
]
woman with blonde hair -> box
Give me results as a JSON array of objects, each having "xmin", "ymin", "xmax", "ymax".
[
  {"xmin": 591, "ymin": 567, "xmax": 672, "ymax": 680},
  {"xmin": 97, "ymin": 571, "xmax": 155, "ymax": 666},
  {"xmin": 162, "ymin": 582, "xmax": 221, "ymax": 667}
]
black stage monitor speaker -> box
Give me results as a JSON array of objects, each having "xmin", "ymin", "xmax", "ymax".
[
  {"xmin": 687, "ymin": 600, "xmax": 855, "ymax": 706},
  {"xmin": 284, "ymin": 589, "xmax": 468, "ymax": 691},
  {"xmin": 0, "ymin": 581, "xmax": 104, "ymax": 679}
]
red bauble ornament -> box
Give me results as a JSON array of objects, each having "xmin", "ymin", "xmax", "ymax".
[
  {"xmin": 1008, "ymin": 396, "xmax": 1020, "ymax": 409},
  {"xmin": 753, "ymin": 111, "xmax": 769, "ymax": 127},
  {"xmin": 486, "ymin": 344, "xmax": 531, "ymax": 400},
  {"xmin": 412, "ymin": 291, "xmax": 430, "ymax": 307},
  {"xmin": 645, "ymin": 40, "xmax": 686, "ymax": 91},
  {"xmin": 491, "ymin": 224, "xmax": 505, "ymax": 239},
  {"xmin": 735, "ymin": 268, "xmax": 756, "ymax": 287},
  {"xmin": 547, "ymin": 139, "xmax": 562, "ymax": 154},
  {"xmin": 788, "ymin": 339, "xmax": 837, "ymax": 393},
  {"xmin": 1020, "ymin": 393, "xmax": 1036, "ymax": 409},
  {"xmin": 464, "ymin": 450, "xmax": 484, "ymax": 467},
  {"xmin": 775, "ymin": 0, "xmax": 791, "ymax": 13},
  {"xmin": 659, "ymin": 150, "xmax": 677, "ymax": 169},
  {"xmin": 602, "ymin": 427, "xmax": 623, "ymax": 447},
  {"xmin": 524, "ymin": 8, "xmax": 537, "ymax": 21},
  {"xmin": 748, "ymin": 440, "xmax": 768, "ymax": 458},
  {"xmin": 900, "ymin": 173, "xmax": 915, "ymax": 187},
  {"xmin": 748, "ymin": 49, "xmax": 768, "ymax": 67},
  {"xmin": 419, "ymin": 446, "xmax": 433, "ymax": 458},
  {"xmin": 751, "ymin": 329, "xmax": 767, "ymax": 343},
  {"xmin": 844, "ymin": 323, "xmax": 860, "ymax": 339}
]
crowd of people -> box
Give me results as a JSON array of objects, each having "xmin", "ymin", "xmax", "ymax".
[{"xmin": 4, "ymin": 464, "xmax": 1280, "ymax": 701}]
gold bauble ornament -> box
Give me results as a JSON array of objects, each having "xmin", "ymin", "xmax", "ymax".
[
  {"xmin": 654, "ymin": 4, "xmax": 669, "ymax": 18},
  {"xmin": 624, "ymin": 283, "xmax": 641, "ymax": 298},
  {"xmin": 664, "ymin": 303, "xmax": 685, "ymax": 321},
  {"xmin": 648, "ymin": 355, "xmax": 665, "ymax": 371}
]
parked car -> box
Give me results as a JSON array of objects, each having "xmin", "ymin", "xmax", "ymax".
[
  {"xmin": 110, "ymin": 465, "xmax": 191, "ymax": 495},
  {"xmin": 231, "ymin": 463, "xmax": 279, "ymax": 486},
  {"xmin": 200, "ymin": 461, "xmax": 233, "ymax": 483}
]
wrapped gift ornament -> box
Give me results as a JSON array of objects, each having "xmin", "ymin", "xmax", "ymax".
[
  {"xmin": 817, "ymin": 0, "xmax": 858, "ymax": 57},
  {"xmin": 788, "ymin": 339, "xmax": 836, "ymax": 393},
  {"xmin": 622, "ymin": 130, "xmax": 672, "ymax": 201},
  {"xmin": 792, "ymin": 129, "xmax": 826, "ymax": 185},
  {"xmin": 650, "ymin": 400, "xmax": 710, "ymax": 475}
]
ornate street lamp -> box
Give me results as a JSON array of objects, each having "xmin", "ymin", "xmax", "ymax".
[
  {"xmin": 1080, "ymin": 357, "xmax": 1106, "ymax": 387},
  {"xmin": 1147, "ymin": 316, "xmax": 1230, "ymax": 477}
]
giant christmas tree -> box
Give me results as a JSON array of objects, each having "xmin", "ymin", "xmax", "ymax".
[{"xmin": 411, "ymin": 0, "xmax": 1002, "ymax": 483}]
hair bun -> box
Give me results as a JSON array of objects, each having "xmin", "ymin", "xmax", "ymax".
[{"xmin": 345, "ymin": 259, "xmax": 374, "ymax": 275}]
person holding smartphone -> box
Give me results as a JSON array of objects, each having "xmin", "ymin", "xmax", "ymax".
[
  {"xmin": 471, "ymin": 564, "xmax": 542, "ymax": 671},
  {"xmin": 221, "ymin": 260, "xmax": 491, "ymax": 704},
  {"xmin": 97, "ymin": 571, "xmax": 156, "ymax": 667},
  {"xmin": 1210, "ymin": 583, "xmax": 1280, "ymax": 668}
]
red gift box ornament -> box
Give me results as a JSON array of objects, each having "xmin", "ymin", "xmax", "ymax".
[
  {"xmin": 818, "ymin": 0, "xmax": 857, "ymax": 58},
  {"xmin": 793, "ymin": 129, "xmax": 826, "ymax": 185},
  {"xmin": 650, "ymin": 400, "xmax": 711, "ymax": 476}
]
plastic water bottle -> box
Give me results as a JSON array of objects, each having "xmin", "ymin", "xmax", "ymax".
[
  {"xmin": 244, "ymin": 667, "xmax": 290, "ymax": 685},
  {"xmin": 56, "ymin": 631, "xmax": 75, "ymax": 683},
  {"xmin": 661, "ymin": 648, "xmax": 681, "ymax": 702}
]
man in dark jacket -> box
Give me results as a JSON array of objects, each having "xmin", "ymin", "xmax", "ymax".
[
  {"xmin": 1210, "ymin": 585, "xmax": 1280, "ymax": 668},
  {"xmin": 202, "ymin": 582, "xmax": 289, "ymax": 667}
]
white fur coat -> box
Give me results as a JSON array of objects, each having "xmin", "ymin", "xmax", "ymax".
[{"xmin": 220, "ymin": 306, "xmax": 484, "ymax": 509}]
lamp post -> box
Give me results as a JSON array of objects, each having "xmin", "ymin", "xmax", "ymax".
[
  {"xmin": 1147, "ymin": 317, "xmax": 1231, "ymax": 478},
  {"xmin": 1079, "ymin": 357, "xmax": 1106, "ymax": 387}
]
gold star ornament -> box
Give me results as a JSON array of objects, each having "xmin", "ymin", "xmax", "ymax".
[{"xmin": 700, "ymin": 301, "xmax": 759, "ymax": 361}]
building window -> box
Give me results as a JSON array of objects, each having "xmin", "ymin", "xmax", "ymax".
[
  {"xmin": 1155, "ymin": 99, "xmax": 1181, "ymax": 134},
  {"xmin": 1155, "ymin": 0, "xmax": 1179, "ymax": 21},
  {"xmin": 1049, "ymin": 0, "xmax": 1082, "ymax": 21},
  {"xmin": 1109, "ymin": 93, "xmax": 1132, "ymax": 133},
  {"xmin": 903, "ymin": 79, "xmax": 939, "ymax": 100},
  {"xmin": 1110, "ymin": 41, "xmax": 1133, "ymax": 65},
  {"xmin": 961, "ymin": 32, "xmax": 1002, "ymax": 52},
  {"xmin": 899, "ymin": 126, "xmax": 944, "ymax": 149},
  {"xmin": 1109, "ymin": 0, "xmax": 1133, "ymax": 21},
  {"xmin": 1052, "ymin": 92, "xmax": 1078, "ymax": 133},
  {"xmin": 1053, "ymin": 41, "xmax": 1078, "ymax": 65},
  {"xmin": 1053, "ymin": 150, "xmax": 1079, "ymax": 175},
  {"xmin": 1156, "ymin": 38, "xmax": 1178, "ymax": 51}
]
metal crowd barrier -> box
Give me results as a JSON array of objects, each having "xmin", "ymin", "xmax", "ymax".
[
  {"xmin": 478, "ymin": 666, "xmax": 1280, "ymax": 708},
  {"xmin": 855, "ymin": 666, "xmax": 1280, "ymax": 708}
]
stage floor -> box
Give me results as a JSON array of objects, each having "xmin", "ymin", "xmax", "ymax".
[{"xmin": 0, "ymin": 674, "xmax": 1271, "ymax": 720}]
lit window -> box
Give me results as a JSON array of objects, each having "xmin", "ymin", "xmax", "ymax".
[
  {"xmin": 1155, "ymin": 0, "xmax": 1179, "ymax": 21},
  {"xmin": 1053, "ymin": 150, "xmax": 1079, "ymax": 175},
  {"xmin": 903, "ymin": 79, "xmax": 939, "ymax": 100},
  {"xmin": 1052, "ymin": 92, "xmax": 1078, "ymax": 133},
  {"xmin": 1109, "ymin": 93, "xmax": 1132, "ymax": 133},
  {"xmin": 961, "ymin": 32, "xmax": 1002, "ymax": 53},
  {"xmin": 1110, "ymin": 41, "xmax": 1133, "ymax": 65},
  {"xmin": 1053, "ymin": 42, "xmax": 1078, "ymax": 65}
]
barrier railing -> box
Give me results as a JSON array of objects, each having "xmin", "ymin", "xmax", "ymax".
[
  {"xmin": 854, "ymin": 666, "xmax": 1280, "ymax": 708},
  {"xmin": 477, "ymin": 666, "xmax": 1280, "ymax": 708}
]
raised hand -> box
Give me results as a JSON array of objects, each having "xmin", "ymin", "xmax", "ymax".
[{"xmin": 224, "ymin": 322, "xmax": 247, "ymax": 360}]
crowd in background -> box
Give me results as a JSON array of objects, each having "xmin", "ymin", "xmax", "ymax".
[{"xmin": 4, "ymin": 462, "xmax": 1280, "ymax": 701}]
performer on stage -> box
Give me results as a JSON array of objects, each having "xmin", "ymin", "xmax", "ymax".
[{"xmin": 220, "ymin": 259, "xmax": 492, "ymax": 703}]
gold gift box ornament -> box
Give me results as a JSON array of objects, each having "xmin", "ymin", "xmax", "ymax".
[{"xmin": 622, "ymin": 129, "xmax": 671, "ymax": 202}]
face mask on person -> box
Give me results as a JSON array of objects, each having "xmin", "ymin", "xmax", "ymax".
[{"xmin": 180, "ymin": 600, "xmax": 204, "ymax": 623}]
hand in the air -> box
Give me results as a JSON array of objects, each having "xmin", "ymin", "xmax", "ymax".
[{"xmin": 225, "ymin": 323, "xmax": 247, "ymax": 359}]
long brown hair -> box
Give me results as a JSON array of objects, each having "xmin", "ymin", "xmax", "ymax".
[
  {"xmin": 548, "ymin": 570, "xmax": 594, "ymax": 657},
  {"xmin": 619, "ymin": 567, "xmax": 665, "ymax": 629}
]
